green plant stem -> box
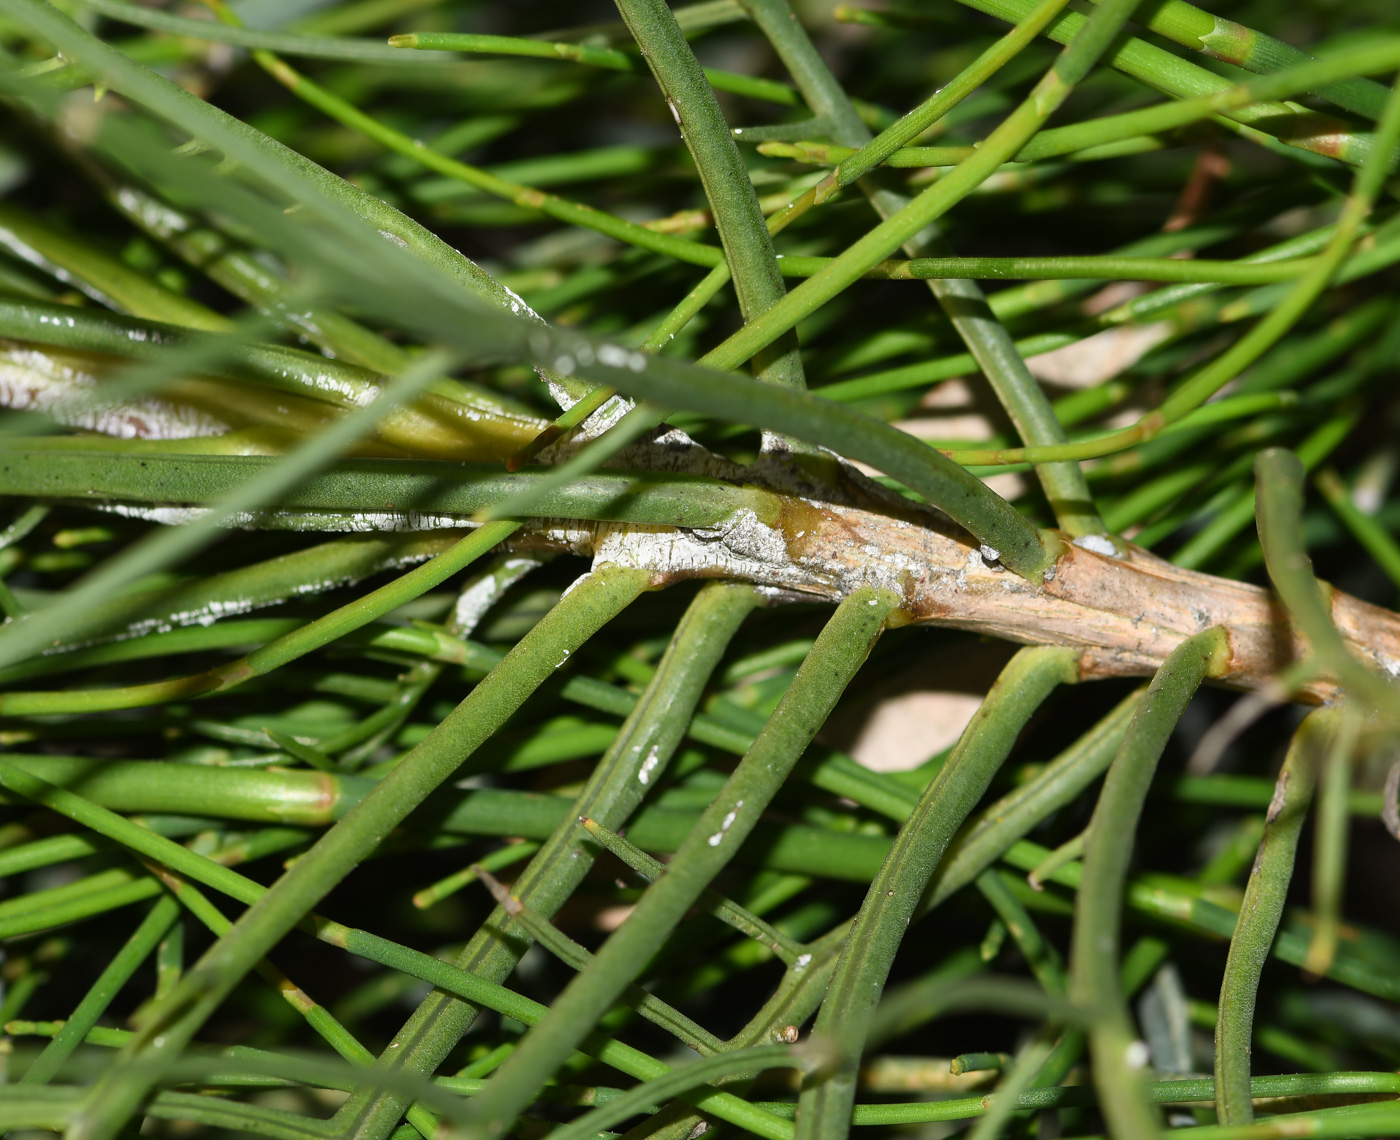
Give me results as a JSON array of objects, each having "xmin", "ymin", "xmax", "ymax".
[
  {"xmin": 0, "ymin": 298, "xmax": 536, "ymax": 457},
  {"xmin": 795, "ymin": 645, "xmax": 1080, "ymax": 1140},
  {"xmin": 1069, "ymin": 626, "xmax": 1231, "ymax": 1140},
  {"xmin": 352, "ymin": 545, "xmax": 541, "ymax": 768},
  {"xmin": 1215, "ymin": 708, "xmax": 1331, "ymax": 1125},
  {"xmin": 1078, "ymin": 213, "xmax": 1383, "ymax": 339},
  {"xmin": 0, "ymin": 203, "xmax": 227, "ymax": 330},
  {"xmin": 0, "ymin": 749, "xmax": 1395, "ymax": 1007},
  {"xmin": 4, "ymin": 0, "xmax": 593, "ymax": 413},
  {"xmin": 1315, "ymin": 467, "xmax": 1400, "ymax": 594},
  {"xmin": 484, "ymin": 324, "xmax": 1060, "ymax": 580},
  {"xmin": 0, "ymin": 756, "xmax": 991, "ymax": 882},
  {"xmin": 814, "ymin": 332, "xmax": 1075, "ymax": 403},
  {"xmin": 9, "ymin": 1021, "xmax": 346, "ymax": 1084},
  {"xmin": 2, "ymin": 0, "xmax": 542, "ymax": 325},
  {"xmin": 0, "ymin": 830, "xmax": 181, "ymax": 881},
  {"xmin": 945, "ymin": 69, "xmax": 1400, "ymax": 468},
  {"xmin": 966, "ymin": 1032, "xmax": 1057, "ymax": 1140},
  {"xmin": 698, "ymin": 0, "xmax": 1181, "ymax": 375},
  {"xmin": 69, "ymin": 0, "xmax": 456, "ymax": 62},
  {"xmin": 951, "ymin": 0, "xmax": 1388, "ymax": 164},
  {"xmin": 141, "ymin": 862, "xmax": 408, "ymax": 1126},
  {"xmin": 510, "ymin": 127, "xmax": 833, "ymax": 469},
  {"xmin": 1028, "ymin": 831, "xmax": 1086, "ymax": 890},
  {"xmin": 1169, "ymin": 410, "xmax": 1357, "ymax": 572},
  {"xmin": 0, "ymin": 829, "xmax": 309, "ymax": 941},
  {"xmin": 615, "ymin": 0, "xmax": 795, "ymax": 326},
  {"xmin": 473, "ymin": 868, "xmax": 724, "ymax": 1054},
  {"xmin": 1305, "ymin": 712, "xmax": 1360, "ymax": 978},
  {"xmin": 0, "ymin": 873, "xmax": 163, "ymax": 940},
  {"xmin": 834, "ymin": 187, "xmax": 1294, "ymax": 328},
  {"xmin": 550, "ymin": 1046, "xmax": 812, "ymax": 1140},
  {"xmin": 0, "ymin": 520, "xmax": 521, "ymax": 714},
  {"xmin": 412, "ymin": 842, "xmax": 540, "ymax": 910},
  {"xmin": 0, "ymin": 531, "xmax": 456, "ymax": 670},
  {"xmin": 0, "ymin": 757, "xmax": 280, "ymax": 910},
  {"xmin": 925, "ymin": 691, "xmax": 1141, "ymax": 909},
  {"xmin": 739, "ymin": 0, "xmax": 1103, "ymax": 536},
  {"xmin": 155, "ymin": 919, "xmax": 182, "ymax": 999},
  {"xmin": 0, "ymin": 770, "xmax": 795, "ymax": 1137},
  {"xmin": 579, "ymin": 817, "xmax": 807, "ymax": 961},
  {"xmin": 839, "ymin": 1072, "xmax": 1400, "ymax": 1121},
  {"xmin": 78, "ymin": 0, "xmax": 779, "ymax": 110},
  {"xmin": 0, "ymin": 448, "xmax": 764, "ymax": 527},
  {"xmin": 64, "ymin": 566, "xmax": 652, "ymax": 1140},
  {"xmin": 4, "ymin": 1071, "xmax": 1400, "ymax": 1136},
  {"xmin": 457, "ymin": 588, "xmax": 900, "ymax": 1140},
  {"xmin": 950, "ymin": 1051, "xmax": 1008, "ymax": 1076},
  {"xmin": 792, "ymin": 0, "xmax": 1074, "ymax": 200},
  {"xmin": 615, "ymin": 0, "xmax": 808, "ymax": 433},
  {"xmin": 762, "ymin": 31, "xmax": 1399, "ymax": 171},
  {"xmin": 17, "ymin": 896, "xmax": 181, "ymax": 1087},
  {"xmin": 976, "ymin": 870, "xmax": 1065, "ymax": 993},
  {"xmin": 1083, "ymin": 0, "xmax": 1390, "ymax": 119},
  {"xmin": 26, "ymin": 732, "xmax": 1339, "ymax": 867},
  {"xmin": 772, "ymin": 255, "xmax": 1319, "ymax": 284},
  {"xmin": 0, "ymin": 347, "xmax": 468, "ymax": 672},
  {"xmin": 763, "ymin": 132, "xmax": 1162, "ymax": 167},
  {"xmin": 1254, "ymin": 448, "xmax": 1396, "ymax": 712},
  {"xmin": 248, "ymin": 51, "xmax": 726, "ymax": 271},
  {"xmin": 94, "ymin": 182, "xmax": 525, "ymax": 418},
  {"xmin": 334, "ymin": 582, "xmax": 760, "ymax": 1140},
  {"xmin": 387, "ymin": 32, "xmax": 797, "ymax": 106},
  {"xmin": 1006, "ymin": 833, "xmax": 1400, "ymax": 1001}
]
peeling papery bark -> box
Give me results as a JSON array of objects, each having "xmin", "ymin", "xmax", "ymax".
[
  {"xmin": 0, "ymin": 340, "xmax": 229, "ymax": 440},
  {"xmin": 507, "ymin": 497, "xmax": 1399, "ymax": 703},
  {"xmin": 13, "ymin": 400, "xmax": 1399, "ymax": 699},
  {"xmin": 75, "ymin": 485, "xmax": 1400, "ymax": 700}
]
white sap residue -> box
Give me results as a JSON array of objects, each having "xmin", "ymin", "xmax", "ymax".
[
  {"xmin": 638, "ymin": 744, "xmax": 661, "ymax": 785},
  {"xmin": 707, "ymin": 800, "xmax": 742, "ymax": 847}
]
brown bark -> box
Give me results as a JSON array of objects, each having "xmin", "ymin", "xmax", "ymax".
[{"xmin": 525, "ymin": 495, "xmax": 1400, "ymax": 703}]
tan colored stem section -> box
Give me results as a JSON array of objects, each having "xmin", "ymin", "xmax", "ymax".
[{"xmin": 522, "ymin": 497, "xmax": 1400, "ymax": 702}]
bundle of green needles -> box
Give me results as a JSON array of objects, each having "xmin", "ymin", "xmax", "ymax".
[{"xmin": 0, "ymin": 0, "xmax": 1399, "ymax": 1137}]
